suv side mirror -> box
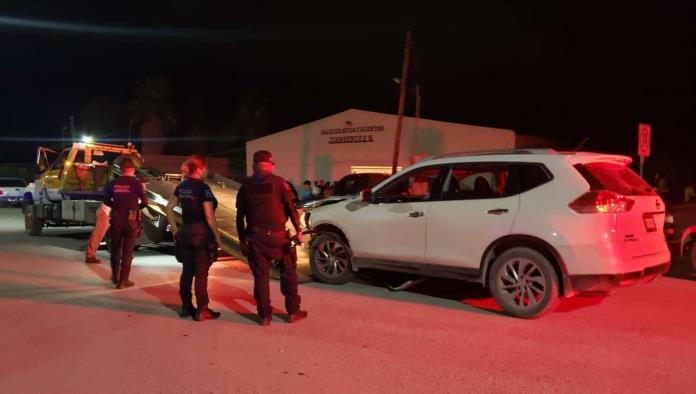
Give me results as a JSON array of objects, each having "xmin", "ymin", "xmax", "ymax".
[{"xmin": 359, "ymin": 189, "xmax": 373, "ymax": 203}]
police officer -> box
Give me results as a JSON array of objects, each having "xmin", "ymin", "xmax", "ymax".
[
  {"xmin": 165, "ymin": 155, "xmax": 223, "ymax": 322},
  {"xmin": 104, "ymin": 156, "xmax": 148, "ymax": 289},
  {"xmin": 236, "ymin": 150, "xmax": 307, "ymax": 326}
]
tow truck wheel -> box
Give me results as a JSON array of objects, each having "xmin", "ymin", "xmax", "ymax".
[
  {"xmin": 24, "ymin": 209, "xmax": 43, "ymax": 236},
  {"xmin": 310, "ymin": 233, "xmax": 354, "ymax": 284}
]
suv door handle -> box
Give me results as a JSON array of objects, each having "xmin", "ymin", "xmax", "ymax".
[
  {"xmin": 407, "ymin": 211, "xmax": 424, "ymax": 218},
  {"xmin": 487, "ymin": 208, "xmax": 509, "ymax": 215}
]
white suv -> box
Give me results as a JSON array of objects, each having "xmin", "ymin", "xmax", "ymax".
[{"xmin": 307, "ymin": 150, "xmax": 671, "ymax": 318}]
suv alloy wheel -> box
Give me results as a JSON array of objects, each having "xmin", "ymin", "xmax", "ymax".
[
  {"xmin": 488, "ymin": 247, "xmax": 560, "ymax": 319},
  {"xmin": 310, "ymin": 233, "xmax": 354, "ymax": 284}
]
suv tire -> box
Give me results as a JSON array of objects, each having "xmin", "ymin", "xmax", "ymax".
[
  {"xmin": 488, "ymin": 247, "xmax": 560, "ymax": 319},
  {"xmin": 310, "ymin": 233, "xmax": 354, "ymax": 284},
  {"xmin": 690, "ymin": 244, "xmax": 696, "ymax": 273}
]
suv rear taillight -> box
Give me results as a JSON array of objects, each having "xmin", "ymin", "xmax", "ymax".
[
  {"xmin": 0, "ymin": 189, "xmax": 4, "ymax": 196},
  {"xmin": 569, "ymin": 190, "xmax": 635, "ymax": 214}
]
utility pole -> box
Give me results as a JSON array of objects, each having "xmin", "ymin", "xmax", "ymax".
[
  {"xmin": 415, "ymin": 84, "xmax": 421, "ymax": 120},
  {"xmin": 391, "ymin": 30, "xmax": 413, "ymax": 175},
  {"xmin": 411, "ymin": 83, "xmax": 422, "ymax": 162}
]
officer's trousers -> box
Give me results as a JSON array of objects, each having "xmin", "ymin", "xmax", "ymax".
[
  {"xmin": 247, "ymin": 233, "xmax": 300, "ymax": 318},
  {"xmin": 177, "ymin": 223, "xmax": 214, "ymax": 308},
  {"xmin": 110, "ymin": 217, "xmax": 140, "ymax": 282}
]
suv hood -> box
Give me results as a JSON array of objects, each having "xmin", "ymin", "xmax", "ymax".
[
  {"xmin": 308, "ymin": 197, "xmax": 355, "ymax": 221},
  {"xmin": 297, "ymin": 194, "xmax": 356, "ymax": 210}
]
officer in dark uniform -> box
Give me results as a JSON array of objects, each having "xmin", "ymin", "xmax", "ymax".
[
  {"xmin": 236, "ymin": 150, "xmax": 307, "ymax": 326},
  {"xmin": 165, "ymin": 155, "xmax": 223, "ymax": 322},
  {"xmin": 104, "ymin": 156, "xmax": 148, "ymax": 289}
]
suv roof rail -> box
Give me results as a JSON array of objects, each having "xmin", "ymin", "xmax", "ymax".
[{"xmin": 431, "ymin": 148, "xmax": 558, "ymax": 160}]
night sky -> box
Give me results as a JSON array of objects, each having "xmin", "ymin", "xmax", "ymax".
[{"xmin": 1, "ymin": 2, "xmax": 694, "ymax": 180}]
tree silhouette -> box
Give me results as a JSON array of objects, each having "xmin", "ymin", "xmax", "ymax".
[
  {"xmin": 229, "ymin": 89, "xmax": 271, "ymax": 143},
  {"xmin": 128, "ymin": 77, "xmax": 176, "ymax": 154},
  {"xmin": 180, "ymin": 97, "xmax": 208, "ymax": 155}
]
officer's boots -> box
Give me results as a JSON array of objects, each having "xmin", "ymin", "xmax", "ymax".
[
  {"xmin": 116, "ymin": 280, "xmax": 134, "ymax": 289},
  {"xmin": 194, "ymin": 306, "xmax": 221, "ymax": 322},
  {"xmin": 288, "ymin": 310, "xmax": 308, "ymax": 323},
  {"xmin": 179, "ymin": 302, "xmax": 197, "ymax": 319}
]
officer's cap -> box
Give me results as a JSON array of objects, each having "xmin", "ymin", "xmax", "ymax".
[
  {"xmin": 119, "ymin": 156, "xmax": 135, "ymax": 169},
  {"xmin": 253, "ymin": 150, "xmax": 274, "ymax": 164}
]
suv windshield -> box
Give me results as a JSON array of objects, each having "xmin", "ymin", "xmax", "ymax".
[{"xmin": 574, "ymin": 162, "xmax": 654, "ymax": 196}]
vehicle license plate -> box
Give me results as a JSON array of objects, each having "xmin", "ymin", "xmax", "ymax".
[{"xmin": 643, "ymin": 213, "xmax": 657, "ymax": 232}]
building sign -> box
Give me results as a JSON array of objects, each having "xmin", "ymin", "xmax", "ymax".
[
  {"xmin": 321, "ymin": 125, "xmax": 384, "ymax": 144},
  {"xmin": 329, "ymin": 135, "xmax": 374, "ymax": 144}
]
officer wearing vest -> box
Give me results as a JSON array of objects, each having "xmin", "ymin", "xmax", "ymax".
[
  {"xmin": 165, "ymin": 155, "xmax": 223, "ymax": 322},
  {"xmin": 236, "ymin": 150, "xmax": 307, "ymax": 326},
  {"xmin": 104, "ymin": 156, "xmax": 148, "ymax": 289}
]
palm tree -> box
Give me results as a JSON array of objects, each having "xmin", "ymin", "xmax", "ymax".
[
  {"xmin": 128, "ymin": 77, "xmax": 176, "ymax": 155},
  {"xmin": 230, "ymin": 89, "xmax": 271, "ymax": 143}
]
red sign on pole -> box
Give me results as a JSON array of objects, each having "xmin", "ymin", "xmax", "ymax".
[{"xmin": 638, "ymin": 123, "xmax": 651, "ymax": 158}]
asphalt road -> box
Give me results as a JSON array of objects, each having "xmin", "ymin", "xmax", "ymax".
[{"xmin": 0, "ymin": 208, "xmax": 695, "ymax": 393}]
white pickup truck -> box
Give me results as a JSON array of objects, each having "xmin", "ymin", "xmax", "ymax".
[{"xmin": 0, "ymin": 178, "xmax": 28, "ymax": 207}]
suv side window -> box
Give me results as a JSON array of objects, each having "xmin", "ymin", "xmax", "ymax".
[
  {"xmin": 517, "ymin": 163, "xmax": 553, "ymax": 193},
  {"xmin": 374, "ymin": 166, "xmax": 442, "ymax": 203},
  {"xmin": 441, "ymin": 163, "xmax": 513, "ymax": 200}
]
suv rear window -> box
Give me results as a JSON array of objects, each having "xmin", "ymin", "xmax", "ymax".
[
  {"xmin": 0, "ymin": 179, "xmax": 27, "ymax": 187},
  {"xmin": 574, "ymin": 162, "xmax": 654, "ymax": 196}
]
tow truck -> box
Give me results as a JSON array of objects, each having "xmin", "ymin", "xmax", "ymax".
[
  {"xmin": 24, "ymin": 138, "xmax": 313, "ymax": 281},
  {"xmin": 24, "ymin": 140, "xmax": 142, "ymax": 235}
]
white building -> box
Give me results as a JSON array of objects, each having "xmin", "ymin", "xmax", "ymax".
[{"xmin": 246, "ymin": 109, "xmax": 516, "ymax": 188}]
